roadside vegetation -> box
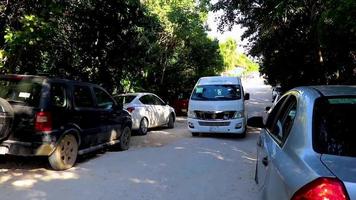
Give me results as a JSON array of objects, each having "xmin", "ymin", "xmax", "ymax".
[
  {"xmin": 219, "ymin": 38, "xmax": 259, "ymax": 75},
  {"xmin": 213, "ymin": 0, "xmax": 356, "ymax": 91},
  {"xmin": 0, "ymin": 0, "xmax": 258, "ymax": 100}
]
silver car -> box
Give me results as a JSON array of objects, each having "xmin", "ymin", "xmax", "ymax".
[{"xmin": 248, "ymin": 86, "xmax": 356, "ymax": 200}]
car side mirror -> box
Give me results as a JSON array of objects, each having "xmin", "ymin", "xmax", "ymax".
[
  {"xmin": 247, "ymin": 116, "xmax": 265, "ymax": 128},
  {"xmin": 265, "ymin": 106, "xmax": 271, "ymax": 111},
  {"xmin": 244, "ymin": 93, "xmax": 250, "ymax": 100}
]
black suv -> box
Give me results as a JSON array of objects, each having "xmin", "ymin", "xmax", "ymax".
[{"xmin": 0, "ymin": 74, "xmax": 132, "ymax": 170}]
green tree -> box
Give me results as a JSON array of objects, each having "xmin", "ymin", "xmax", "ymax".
[
  {"xmin": 0, "ymin": 0, "xmax": 224, "ymax": 98},
  {"xmin": 219, "ymin": 38, "xmax": 259, "ymax": 74},
  {"xmin": 219, "ymin": 38, "xmax": 238, "ymax": 70},
  {"xmin": 0, "ymin": 0, "xmax": 162, "ymax": 93},
  {"xmin": 143, "ymin": 0, "xmax": 224, "ymax": 98},
  {"xmin": 213, "ymin": 0, "xmax": 356, "ymax": 90}
]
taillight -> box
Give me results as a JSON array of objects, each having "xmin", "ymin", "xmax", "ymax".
[
  {"xmin": 35, "ymin": 111, "xmax": 52, "ymax": 132},
  {"xmin": 127, "ymin": 107, "xmax": 135, "ymax": 113},
  {"xmin": 292, "ymin": 177, "xmax": 349, "ymax": 200}
]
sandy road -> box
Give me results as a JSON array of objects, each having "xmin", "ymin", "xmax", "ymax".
[{"xmin": 0, "ymin": 78, "xmax": 271, "ymax": 200}]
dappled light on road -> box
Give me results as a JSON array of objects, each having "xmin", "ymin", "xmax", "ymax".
[
  {"xmin": 0, "ymin": 168, "xmax": 79, "ymax": 189},
  {"xmin": 129, "ymin": 178, "xmax": 157, "ymax": 184},
  {"xmin": 12, "ymin": 179, "xmax": 37, "ymax": 188},
  {"xmin": 198, "ymin": 151, "xmax": 227, "ymax": 161},
  {"xmin": 130, "ymin": 117, "xmax": 191, "ymax": 149},
  {"xmin": 0, "ymin": 174, "xmax": 11, "ymax": 184}
]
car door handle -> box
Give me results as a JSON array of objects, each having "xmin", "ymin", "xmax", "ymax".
[{"xmin": 262, "ymin": 156, "xmax": 268, "ymax": 166}]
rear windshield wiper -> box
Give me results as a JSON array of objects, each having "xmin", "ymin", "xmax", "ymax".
[{"xmin": 7, "ymin": 100, "xmax": 25, "ymax": 104}]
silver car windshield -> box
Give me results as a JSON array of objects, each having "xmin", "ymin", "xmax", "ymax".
[
  {"xmin": 313, "ymin": 97, "xmax": 356, "ymax": 157},
  {"xmin": 191, "ymin": 85, "xmax": 242, "ymax": 101}
]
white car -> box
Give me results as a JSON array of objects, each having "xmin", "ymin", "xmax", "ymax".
[{"xmin": 115, "ymin": 93, "xmax": 176, "ymax": 135}]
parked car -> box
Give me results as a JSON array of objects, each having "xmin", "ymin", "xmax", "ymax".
[
  {"xmin": 248, "ymin": 85, "xmax": 356, "ymax": 200},
  {"xmin": 0, "ymin": 74, "xmax": 132, "ymax": 170},
  {"xmin": 115, "ymin": 93, "xmax": 175, "ymax": 135},
  {"xmin": 172, "ymin": 91, "xmax": 190, "ymax": 115},
  {"xmin": 187, "ymin": 76, "xmax": 249, "ymax": 137}
]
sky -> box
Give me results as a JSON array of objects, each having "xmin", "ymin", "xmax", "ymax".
[{"xmin": 206, "ymin": 10, "xmax": 247, "ymax": 53}]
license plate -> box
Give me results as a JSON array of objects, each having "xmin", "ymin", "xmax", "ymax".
[
  {"xmin": 0, "ymin": 146, "xmax": 9, "ymax": 155},
  {"xmin": 181, "ymin": 109, "xmax": 187, "ymax": 112}
]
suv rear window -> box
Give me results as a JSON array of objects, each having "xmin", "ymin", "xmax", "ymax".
[
  {"xmin": 191, "ymin": 85, "xmax": 241, "ymax": 101},
  {"xmin": 313, "ymin": 97, "xmax": 356, "ymax": 157},
  {"xmin": 0, "ymin": 78, "xmax": 42, "ymax": 107}
]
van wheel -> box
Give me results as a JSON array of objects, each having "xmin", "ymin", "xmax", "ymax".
[
  {"xmin": 118, "ymin": 126, "xmax": 131, "ymax": 151},
  {"xmin": 138, "ymin": 118, "xmax": 148, "ymax": 135},
  {"xmin": 167, "ymin": 114, "xmax": 174, "ymax": 129},
  {"xmin": 49, "ymin": 134, "xmax": 78, "ymax": 170}
]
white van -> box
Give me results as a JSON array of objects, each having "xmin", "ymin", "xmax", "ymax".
[{"xmin": 187, "ymin": 76, "xmax": 249, "ymax": 137}]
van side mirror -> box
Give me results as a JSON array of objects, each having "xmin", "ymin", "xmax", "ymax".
[
  {"xmin": 247, "ymin": 116, "xmax": 265, "ymax": 128},
  {"xmin": 244, "ymin": 93, "xmax": 250, "ymax": 100}
]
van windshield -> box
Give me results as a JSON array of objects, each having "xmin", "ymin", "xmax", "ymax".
[{"xmin": 191, "ymin": 85, "xmax": 241, "ymax": 101}]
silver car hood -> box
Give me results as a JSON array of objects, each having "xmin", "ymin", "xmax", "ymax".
[{"xmin": 321, "ymin": 154, "xmax": 356, "ymax": 199}]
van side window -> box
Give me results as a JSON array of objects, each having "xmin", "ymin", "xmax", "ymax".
[
  {"xmin": 73, "ymin": 86, "xmax": 94, "ymax": 108},
  {"xmin": 50, "ymin": 83, "xmax": 67, "ymax": 108}
]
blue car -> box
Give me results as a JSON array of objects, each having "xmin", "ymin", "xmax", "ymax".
[{"xmin": 248, "ymin": 86, "xmax": 356, "ymax": 200}]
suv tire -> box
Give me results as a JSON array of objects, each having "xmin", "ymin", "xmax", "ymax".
[
  {"xmin": 118, "ymin": 126, "xmax": 131, "ymax": 151},
  {"xmin": 49, "ymin": 134, "xmax": 78, "ymax": 170},
  {"xmin": 0, "ymin": 98, "xmax": 14, "ymax": 141}
]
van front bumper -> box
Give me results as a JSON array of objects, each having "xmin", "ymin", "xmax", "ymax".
[{"xmin": 187, "ymin": 118, "xmax": 246, "ymax": 134}]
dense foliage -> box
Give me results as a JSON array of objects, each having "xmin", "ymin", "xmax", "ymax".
[
  {"xmin": 219, "ymin": 38, "xmax": 259, "ymax": 74},
  {"xmin": 213, "ymin": 0, "xmax": 356, "ymax": 90},
  {"xmin": 0, "ymin": 0, "xmax": 224, "ymax": 99}
]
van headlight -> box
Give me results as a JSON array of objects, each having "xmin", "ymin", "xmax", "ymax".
[
  {"xmin": 233, "ymin": 111, "xmax": 244, "ymax": 119},
  {"xmin": 188, "ymin": 110, "xmax": 196, "ymax": 119}
]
